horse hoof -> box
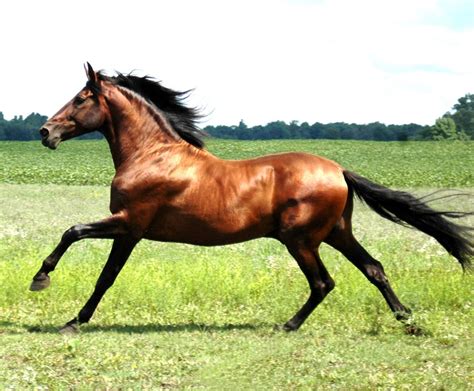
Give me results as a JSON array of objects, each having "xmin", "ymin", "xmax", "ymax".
[
  {"xmin": 59, "ymin": 322, "xmax": 80, "ymax": 335},
  {"xmin": 30, "ymin": 275, "xmax": 51, "ymax": 291},
  {"xmin": 278, "ymin": 322, "xmax": 299, "ymax": 332}
]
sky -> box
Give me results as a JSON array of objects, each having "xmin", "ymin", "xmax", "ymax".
[{"xmin": 0, "ymin": 0, "xmax": 473, "ymax": 127}]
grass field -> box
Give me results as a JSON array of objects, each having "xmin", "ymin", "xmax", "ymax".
[
  {"xmin": 0, "ymin": 140, "xmax": 473, "ymax": 389},
  {"xmin": 1, "ymin": 139, "xmax": 473, "ymax": 187}
]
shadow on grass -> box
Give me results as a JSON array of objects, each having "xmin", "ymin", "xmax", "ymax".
[
  {"xmin": 84, "ymin": 323, "xmax": 265, "ymax": 334},
  {"xmin": 0, "ymin": 320, "xmax": 267, "ymax": 335}
]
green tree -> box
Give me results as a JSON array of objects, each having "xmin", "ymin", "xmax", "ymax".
[
  {"xmin": 0, "ymin": 112, "xmax": 4, "ymax": 140},
  {"xmin": 430, "ymin": 117, "xmax": 468, "ymax": 140},
  {"xmin": 265, "ymin": 121, "xmax": 290, "ymax": 139},
  {"xmin": 448, "ymin": 93, "xmax": 474, "ymax": 139},
  {"xmin": 238, "ymin": 119, "xmax": 247, "ymax": 131}
]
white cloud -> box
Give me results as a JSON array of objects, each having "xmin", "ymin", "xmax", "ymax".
[{"xmin": 0, "ymin": 0, "xmax": 472, "ymax": 126}]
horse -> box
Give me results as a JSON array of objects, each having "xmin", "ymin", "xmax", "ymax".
[{"xmin": 30, "ymin": 63, "xmax": 473, "ymax": 334}]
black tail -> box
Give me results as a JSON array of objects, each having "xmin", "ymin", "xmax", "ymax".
[{"xmin": 343, "ymin": 170, "xmax": 473, "ymax": 270}]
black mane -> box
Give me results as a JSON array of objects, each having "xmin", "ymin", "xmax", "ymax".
[{"xmin": 100, "ymin": 72, "xmax": 206, "ymax": 149}]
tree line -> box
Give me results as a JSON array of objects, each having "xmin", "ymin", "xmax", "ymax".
[
  {"xmin": 205, "ymin": 121, "xmax": 426, "ymax": 141},
  {"xmin": 205, "ymin": 94, "xmax": 473, "ymax": 141},
  {"xmin": 0, "ymin": 112, "xmax": 48, "ymax": 141},
  {"xmin": 1, "ymin": 94, "xmax": 472, "ymax": 141}
]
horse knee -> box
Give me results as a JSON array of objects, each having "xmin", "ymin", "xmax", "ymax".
[
  {"xmin": 312, "ymin": 277, "xmax": 335, "ymax": 298},
  {"xmin": 325, "ymin": 277, "xmax": 336, "ymax": 293}
]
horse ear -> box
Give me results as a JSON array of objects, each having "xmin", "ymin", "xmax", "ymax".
[
  {"xmin": 84, "ymin": 62, "xmax": 97, "ymax": 83},
  {"xmin": 84, "ymin": 62, "xmax": 101, "ymax": 95}
]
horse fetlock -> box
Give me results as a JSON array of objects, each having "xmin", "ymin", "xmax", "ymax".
[
  {"xmin": 282, "ymin": 320, "xmax": 302, "ymax": 332},
  {"xmin": 30, "ymin": 274, "xmax": 51, "ymax": 291},
  {"xmin": 394, "ymin": 307, "xmax": 412, "ymax": 321},
  {"xmin": 77, "ymin": 310, "xmax": 94, "ymax": 324}
]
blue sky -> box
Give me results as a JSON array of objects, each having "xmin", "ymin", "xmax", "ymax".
[
  {"xmin": 425, "ymin": 0, "xmax": 474, "ymax": 30},
  {"xmin": 0, "ymin": 0, "xmax": 473, "ymax": 126}
]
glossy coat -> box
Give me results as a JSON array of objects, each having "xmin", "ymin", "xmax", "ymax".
[{"xmin": 31, "ymin": 64, "xmax": 472, "ymax": 333}]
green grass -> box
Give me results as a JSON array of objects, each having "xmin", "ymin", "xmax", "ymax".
[
  {"xmin": 0, "ymin": 139, "xmax": 473, "ymax": 187},
  {"xmin": 0, "ymin": 140, "xmax": 473, "ymax": 389}
]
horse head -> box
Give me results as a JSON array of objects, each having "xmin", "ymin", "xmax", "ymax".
[{"xmin": 40, "ymin": 63, "xmax": 107, "ymax": 149}]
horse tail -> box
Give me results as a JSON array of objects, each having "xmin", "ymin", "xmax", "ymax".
[{"xmin": 342, "ymin": 170, "xmax": 473, "ymax": 271}]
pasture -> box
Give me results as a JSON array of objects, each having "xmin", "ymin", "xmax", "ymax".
[{"xmin": 0, "ymin": 139, "xmax": 473, "ymax": 389}]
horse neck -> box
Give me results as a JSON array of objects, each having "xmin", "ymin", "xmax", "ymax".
[{"xmin": 102, "ymin": 88, "xmax": 185, "ymax": 169}]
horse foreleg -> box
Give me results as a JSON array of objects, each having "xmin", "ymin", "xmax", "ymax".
[
  {"xmin": 283, "ymin": 242, "xmax": 335, "ymax": 331},
  {"xmin": 59, "ymin": 237, "xmax": 137, "ymax": 334},
  {"xmin": 30, "ymin": 214, "xmax": 128, "ymax": 291}
]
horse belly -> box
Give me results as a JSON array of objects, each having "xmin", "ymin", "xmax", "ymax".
[{"xmin": 144, "ymin": 205, "xmax": 275, "ymax": 246}]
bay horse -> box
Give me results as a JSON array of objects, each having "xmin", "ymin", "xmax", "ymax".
[{"xmin": 31, "ymin": 64, "xmax": 473, "ymax": 334}]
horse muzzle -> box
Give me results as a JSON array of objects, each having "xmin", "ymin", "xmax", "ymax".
[{"xmin": 39, "ymin": 127, "xmax": 61, "ymax": 150}]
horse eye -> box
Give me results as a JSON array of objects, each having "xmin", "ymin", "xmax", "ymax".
[{"xmin": 74, "ymin": 96, "xmax": 86, "ymax": 105}]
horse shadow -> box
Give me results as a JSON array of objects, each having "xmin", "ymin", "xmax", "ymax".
[{"xmin": 0, "ymin": 320, "xmax": 266, "ymax": 335}]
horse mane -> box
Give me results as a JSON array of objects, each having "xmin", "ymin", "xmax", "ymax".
[{"xmin": 99, "ymin": 72, "xmax": 207, "ymax": 149}]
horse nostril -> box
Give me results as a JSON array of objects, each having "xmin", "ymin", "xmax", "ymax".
[{"xmin": 39, "ymin": 128, "xmax": 49, "ymax": 138}]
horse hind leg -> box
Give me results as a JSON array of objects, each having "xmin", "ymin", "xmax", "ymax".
[
  {"xmin": 325, "ymin": 224, "xmax": 411, "ymax": 322},
  {"xmin": 283, "ymin": 241, "xmax": 335, "ymax": 331}
]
